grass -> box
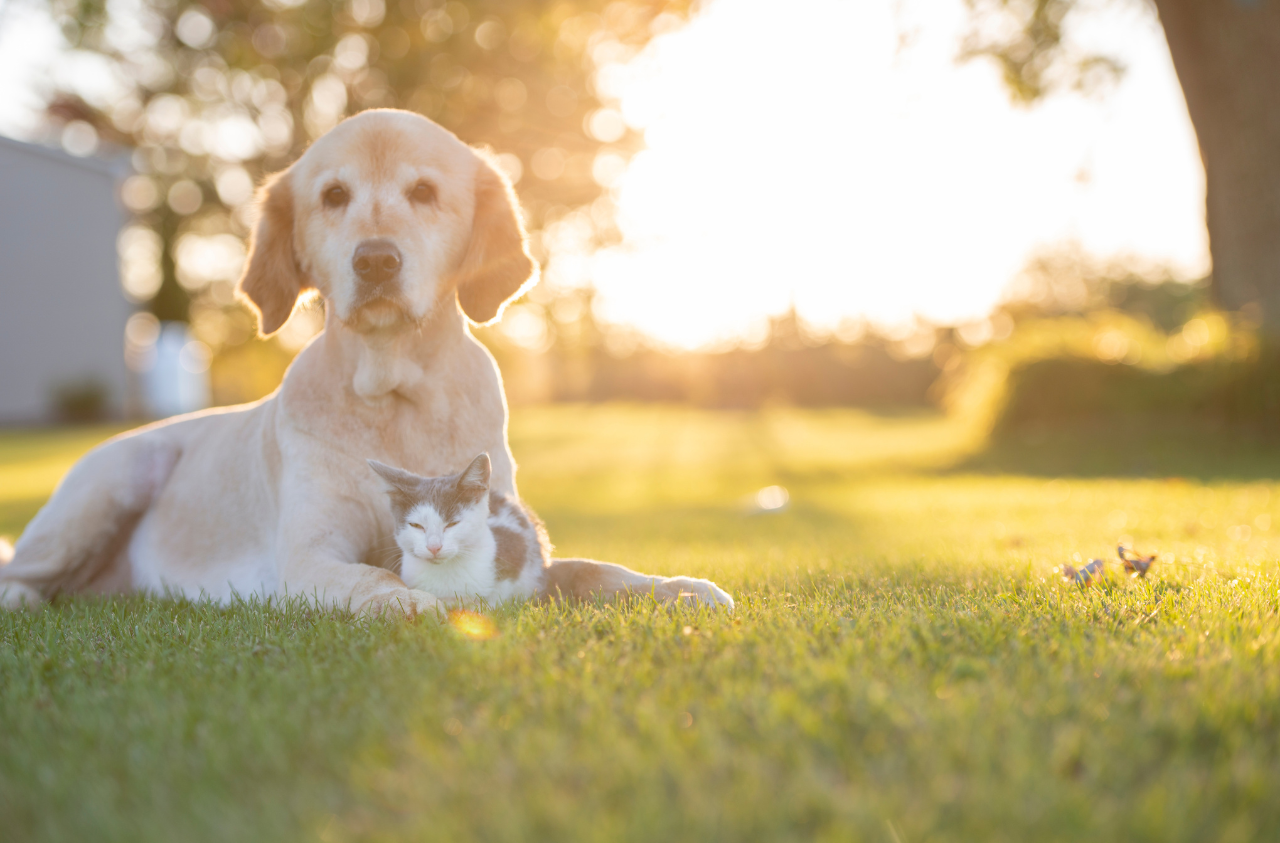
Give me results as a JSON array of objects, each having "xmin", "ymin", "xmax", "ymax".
[{"xmin": 4, "ymin": 405, "xmax": 1280, "ymax": 842}]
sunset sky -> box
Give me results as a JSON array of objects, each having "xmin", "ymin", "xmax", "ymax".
[{"xmin": 0, "ymin": 0, "xmax": 1209, "ymax": 349}]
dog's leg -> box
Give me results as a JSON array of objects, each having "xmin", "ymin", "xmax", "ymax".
[
  {"xmin": 0, "ymin": 433, "xmax": 179, "ymax": 609},
  {"xmin": 279, "ymin": 546, "xmax": 443, "ymax": 618},
  {"xmin": 274, "ymin": 489, "xmax": 443, "ymax": 618},
  {"xmin": 542, "ymin": 558, "xmax": 734, "ymax": 609}
]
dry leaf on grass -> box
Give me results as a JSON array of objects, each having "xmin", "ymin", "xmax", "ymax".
[
  {"xmin": 1061, "ymin": 558, "xmax": 1106, "ymax": 586},
  {"xmin": 1117, "ymin": 545, "xmax": 1156, "ymax": 578}
]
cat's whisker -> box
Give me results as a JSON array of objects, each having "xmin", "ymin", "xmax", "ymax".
[
  {"xmin": 371, "ymin": 549, "xmax": 401, "ymax": 567},
  {"xmin": 368, "ymin": 539, "xmax": 408, "ymax": 573}
]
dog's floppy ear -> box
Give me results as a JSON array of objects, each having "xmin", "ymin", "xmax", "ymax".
[
  {"xmin": 237, "ymin": 169, "xmax": 310, "ymax": 336},
  {"xmin": 454, "ymin": 153, "xmax": 538, "ymax": 325}
]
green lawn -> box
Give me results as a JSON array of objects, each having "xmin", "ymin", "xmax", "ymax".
[{"xmin": 4, "ymin": 405, "xmax": 1280, "ymax": 842}]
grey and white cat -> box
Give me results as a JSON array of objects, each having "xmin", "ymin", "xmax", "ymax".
[{"xmin": 368, "ymin": 454, "xmax": 548, "ymax": 605}]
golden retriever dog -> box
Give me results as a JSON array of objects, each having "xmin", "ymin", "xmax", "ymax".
[{"xmin": 0, "ymin": 109, "xmax": 733, "ymax": 615}]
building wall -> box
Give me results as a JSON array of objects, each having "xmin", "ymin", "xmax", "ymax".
[{"xmin": 0, "ymin": 136, "xmax": 130, "ymax": 423}]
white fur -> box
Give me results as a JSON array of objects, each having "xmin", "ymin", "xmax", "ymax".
[{"xmin": 0, "ymin": 540, "xmax": 41, "ymax": 609}]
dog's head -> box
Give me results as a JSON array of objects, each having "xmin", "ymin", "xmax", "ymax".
[{"xmin": 237, "ymin": 109, "xmax": 536, "ymax": 335}]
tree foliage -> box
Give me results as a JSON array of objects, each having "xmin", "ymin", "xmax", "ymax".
[
  {"xmin": 959, "ymin": 0, "xmax": 1125, "ymax": 103},
  {"xmin": 45, "ymin": 0, "xmax": 688, "ymax": 321}
]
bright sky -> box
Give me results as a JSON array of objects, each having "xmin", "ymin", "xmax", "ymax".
[
  {"xmin": 579, "ymin": 0, "xmax": 1209, "ymax": 347},
  {"xmin": 0, "ymin": 0, "xmax": 1209, "ymax": 350},
  {"xmin": 0, "ymin": 3, "xmax": 61, "ymax": 137}
]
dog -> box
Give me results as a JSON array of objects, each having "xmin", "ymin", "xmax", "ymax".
[{"xmin": 0, "ymin": 109, "xmax": 733, "ymax": 614}]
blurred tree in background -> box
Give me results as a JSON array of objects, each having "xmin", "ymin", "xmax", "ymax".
[
  {"xmin": 480, "ymin": 294, "xmax": 947, "ymax": 408},
  {"xmin": 1001, "ymin": 245, "xmax": 1210, "ymax": 332},
  {"xmin": 43, "ymin": 0, "xmax": 685, "ymax": 329},
  {"xmin": 961, "ymin": 0, "xmax": 1280, "ymax": 333}
]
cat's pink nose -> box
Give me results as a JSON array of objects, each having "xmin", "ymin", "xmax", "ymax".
[{"xmin": 426, "ymin": 540, "xmax": 443, "ymax": 555}]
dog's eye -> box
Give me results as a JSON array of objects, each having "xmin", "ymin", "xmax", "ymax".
[
  {"xmin": 322, "ymin": 184, "xmax": 349, "ymax": 208},
  {"xmin": 408, "ymin": 522, "xmax": 424, "ymax": 531},
  {"xmin": 408, "ymin": 181, "xmax": 437, "ymax": 205}
]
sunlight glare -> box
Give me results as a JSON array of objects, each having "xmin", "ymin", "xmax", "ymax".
[
  {"xmin": 449, "ymin": 609, "xmax": 499, "ymax": 641},
  {"xmin": 570, "ymin": 0, "xmax": 1208, "ymax": 349}
]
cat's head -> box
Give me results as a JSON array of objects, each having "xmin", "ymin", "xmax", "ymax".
[{"xmin": 368, "ymin": 454, "xmax": 491, "ymax": 565}]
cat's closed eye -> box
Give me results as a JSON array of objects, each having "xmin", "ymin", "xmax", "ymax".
[
  {"xmin": 445, "ymin": 520, "xmax": 459, "ymax": 529},
  {"xmin": 408, "ymin": 522, "xmax": 425, "ymax": 531}
]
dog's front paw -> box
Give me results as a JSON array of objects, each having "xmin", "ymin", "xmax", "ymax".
[
  {"xmin": 0, "ymin": 582, "xmax": 44, "ymax": 611},
  {"xmin": 656, "ymin": 577, "xmax": 735, "ymax": 611},
  {"xmin": 358, "ymin": 587, "xmax": 444, "ymax": 619}
]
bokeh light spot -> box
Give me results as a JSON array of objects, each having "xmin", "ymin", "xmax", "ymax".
[
  {"xmin": 449, "ymin": 610, "xmax": 499, "ymax": 641},
  {"xmin": 756, "ymin": 485, "xmax": 790, "ymax": 512}
]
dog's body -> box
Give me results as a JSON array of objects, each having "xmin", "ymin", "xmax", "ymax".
[{"xmin": 0, "ymin": 110, "xmax": 732, "ymax": 614}]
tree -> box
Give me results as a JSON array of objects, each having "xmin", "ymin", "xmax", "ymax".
[
  {"xmin": 962, "ymin": 0, "xmax": 1280, "ymax": 331},
  {"xmin": 43, "ymin": 0, "xmax": 686, "ymax": 323}
]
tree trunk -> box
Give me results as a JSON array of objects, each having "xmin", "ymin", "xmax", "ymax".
[
  {"xmin": 150, "ymin": 209, "xmax": 190, "ymax": 324},
  {"xmin": 1152, "ymin": 0, "xmax": 1280, "ymax": 330}
]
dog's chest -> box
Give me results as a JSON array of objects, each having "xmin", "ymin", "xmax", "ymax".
[{"xmin": 384, "ymin": 399, "xmax": 496, "ymax": 475}]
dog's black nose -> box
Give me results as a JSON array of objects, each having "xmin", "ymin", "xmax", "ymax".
[{"xmin": 352, "ymin": 239, "xmax": 402, "ymax": 285}]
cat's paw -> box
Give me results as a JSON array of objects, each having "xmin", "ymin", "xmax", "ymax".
[
  {"xmin": 358, "ymin": 587, "xmax": 444, "ymax": 619},
  {"xmin": 655, "ymin": 577, "xmax": 735, "ymax": 611}
]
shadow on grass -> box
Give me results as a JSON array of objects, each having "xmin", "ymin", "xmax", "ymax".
[{"xmin": 948, "ymin": 418, "xmax": 1280, "ymax": 482}]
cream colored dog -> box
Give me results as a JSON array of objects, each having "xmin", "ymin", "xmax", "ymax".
[{"xmin": 0, "ymin": 109, "xmax": 733, "ymax": 615}]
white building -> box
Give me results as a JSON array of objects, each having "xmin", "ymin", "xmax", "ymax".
[{"xmin": 0, "ymin": 134, "xmax": 131, "ymax": 423}]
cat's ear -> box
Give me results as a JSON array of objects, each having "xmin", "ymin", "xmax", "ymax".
[
  {"xmin": 368, "ymin": 459, "xmax": 422, "ymax": 493},
  {"xmin": 458, "ymin": 453, "xmax": 491, "ymax": 494}
]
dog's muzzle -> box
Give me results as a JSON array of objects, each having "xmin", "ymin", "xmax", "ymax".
[{"xmin": 348, "ymin": 238, "xmax": 413, "ymax": 325}]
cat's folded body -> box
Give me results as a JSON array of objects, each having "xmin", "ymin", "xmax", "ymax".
[{"xmin": 369, "ymin": 454, "xmax": 547, "ymax": 605}]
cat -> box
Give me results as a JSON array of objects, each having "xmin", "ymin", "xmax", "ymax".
[{"xmin": 368, "ymin": 453, "xmax": 549, "ymax": 606}]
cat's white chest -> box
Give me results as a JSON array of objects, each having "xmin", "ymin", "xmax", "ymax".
[{"xmin": 401, "ymin": 534, "xmax": 499, "ymax": 604}]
